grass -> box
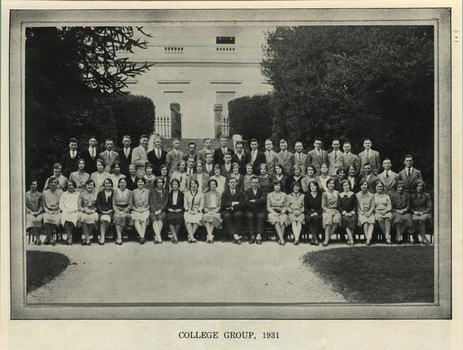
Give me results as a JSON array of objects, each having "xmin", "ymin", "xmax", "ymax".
[
  {"xmin": 27, "ymin": 250, "xmax": 71, "ymax": 293},
  {"xmin": 303, "ymin": 246, "xmax": 434, "ymax": 303}
]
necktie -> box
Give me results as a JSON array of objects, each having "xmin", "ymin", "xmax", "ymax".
[
  {"xmin": 367, "ymin": 150, "xmax": 370, "ymax": 161},
  {"xmin": 318, "ymin": 150, "xmax": 321, "ymax": 158},
  {"xmin": 156, "ymin": 149, "xmax": 160, "ymax": 159},
  {"xmin": 334, "ymin": 151, "xmax": 337, "ymax": 161},
  {"xmin": 91, "ymin": 148, "xmax": 95, "ymax": 158},
  {"xmin": 408, "ymin": 169, "xmax": 411, "ymax": 177},
  {"xmin": 232, "ymin": 190, "xmax": 235, "ymax": 197},
  {"xmin": 71, "ymin": 151, "xmax": 75, "ymax": 159},
  {"xmin": 125, "ymin": 148, "xmax": 129, "ymax": 158},
  {"xmin": 386, "ymin": 171, "xmax": 389, "ymax": 178}
]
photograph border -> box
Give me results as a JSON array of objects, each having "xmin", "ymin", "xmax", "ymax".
[{"xmin": 8, "ymin": 6, "xmax": 451, "ymax": 320}]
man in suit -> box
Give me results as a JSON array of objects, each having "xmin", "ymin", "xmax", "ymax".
[
  {"xmin": 203, "ymin": 153, "xmax": 215, "ymax": 176},
  {"xmin": 246, "ymin": 138, "xmax": 266, "ymax": 175},
  {"xmin": 197, "ymin": 138, "xmax": 215, "ymax": 164},
  {"xmin": 341, "ymin": 141, "xmax": 361, "ymax": 176},
  {"xmin": 166, "ymin": 138, "xmax": 185, "ymax": 176},
  {"xmin": 221, "ymin": 177, "xmax": 245, "ymax": 244},
  {"xmin": 220, "ymin": 152, "xmax": 233, "ymax": 177},
  {"xmin": 190, "ymin": 160, "xmax": 210, "ymax": 193},
  {"xmin": 398, "ymin": 155, "xmax": 423, "ymax": 194},
  {"xmin": 214, "ymin": 135, "xmax": 234, "ymax": 167},
  {"xmin": 231, "ymin": 141, "xmax": 248, "ymax": 175},
  {"xmin": 327, "ymin": 138, "xmax": 344, "ymax": 176},
  {"xmin": 147, "ymin": 135, "xmax": 168, "ymax": 176},
  {"xmin": 293, "ymin": 141, "xmax": 308, "ymax": 175},
  {"xmin": 307, "ymin": 137, "xmax": 328, "ymax": 175},
  {"xmin": 244, "ymin": 176, "xmax": 267, "ymax": 244},
  {"xmin": 377, "ymin": 158, "xmax": 400, "ymax": 196},
  {"xmin": 276, "ymin": 139, "xmax": 294, "ymax": 176},
  {"xmin": 99, "ymin": 138, "xmax": 119, "ymax": 173},
  {"xmin": 79, "ymin": 136, "xmax": 99, "ymax": 174},
  {"xmin": 185, "ymin": 156, "xmax": 196, "ymax": 177},
  {"xmin": 131, "ymin": 134, "xmax": 149, "ymax": 178},
  {"xmin": 117, "ymin": 135, "xmax": 133, "ymax": 176},
  {"xmin": 61, "ymin": 138, "xmax": 80, "ymax": 178},
  {"xmin": 263, "ymin": 139, "xmax": 278, "ymax": 178},
  {"xmin": 360, "ymin": 164, "xmax": 379, "ymax": 194},
  {"xmin": 358, "ymin": 138, "xmax": 381, "ymax": 177},
  {"xmin": 183, "ymin": 142, "xmax": 197, "ymax": 162}
]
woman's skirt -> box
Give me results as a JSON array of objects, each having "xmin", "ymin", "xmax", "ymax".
[
  {"xmin": 99, "ymin": 212, "xmax": 113, "ymax": 224},
  {"xmin": 61, "ymin": 212, "xmax": 80, "ymax": 227},
  {"xmin": 268, "ymin": 212, "xmax": 288, "ymax": 226},
  {"xmin": 150, "ymin": 211, "xmax": 166, "ymax": 224},
  {"xmin": 79, "ymin": 212, "xmax": 98, "ymax": 225},
  {"xmin": 26, "ymin": 213, "xmax": 43, "ymax": 229},
  {"xmin": 322, "ymin": 209, "xmax": 341, "ymax": 228},
  {"xmin": 131, "ymin": 210, "xmax": 150, "ymax": 225},
  {"xmin": 43, "ymin": 211, "xmax": 61, "ymax": 226},
  {"xmin": 113, "ymin": 211, "xmax": 133, "ymax": 228},
  {"xmin": 358, "ymin": 212, "xmax": 376, "ymax": 226},
  {"xmin": 287, "ymin": 211, "xmax": 305, "ymax": 225},
  {"xmin": 412, "ymin": 213, "xmax": 432, "ymax": 223},
  {"xmin": 167, "ymin": 212, "xmax": 184, "ymax": 226},
  {"xmin": 341, "ymin": 213, "xmax": 358, "ymax": 230},
  {"xmin": 184, "ymin": 211, "xmax": 203, "ymax": 225},
  {"xmin": 374, "ymin": 212, "xmax": 393, "ymax": 221},
  {"xmin": 305, "ymin": 213, "xmax": 322, "ymax": 227},
  {"xmin": 201, "ymin": 211, "xmax": 223, "ymax": 229},
  {"xmin": 392, "ymin": 212, "xmax": 413, "ymax": 227}
]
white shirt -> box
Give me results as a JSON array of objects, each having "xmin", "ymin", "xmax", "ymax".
[{"xmin": 89, "ymin": 147, "xmax": 97, "ymax": 158}]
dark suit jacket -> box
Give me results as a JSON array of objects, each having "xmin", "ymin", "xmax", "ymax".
[
  {"xmin": 117, "ymin": 147, "xmax": 133, "ymax": 176},
  {"xmin": 61, "ymin": 152, "xmax": 79, "ymax": 178},
  {"xmin": 147, "ymin": 148, "xmax": 168, "ymax": 176},
  {"xmin": 246, "ymin": 151, "xmax": 266, "ymax": 175},
  {"xmin": 214, "ymin": 147, "xmax": 234, "ymax": 166},
  {"xmin": 203, "ymin": 163, "xmax": 215, "ymax": 177},
  {"xmin": 398, "ymin": 168, "xmax": 422, "ymax": 194},
  {"xmin": 166, "ymin": 190, "xmax": 185, "ymax": 213},
  {"xmin": 307, "ymin": 149, "xmax": 329, "ymax": 174},
  {"xmin": 126, "ymin": 176, "xmax": 139, "ymax": 191},
  {"xmin": 220, "ymin": 163, "xmax": 233, "ymax": 177},
  {"xmin": 360, "ymin": 174, "xmax": 379, "ymax": 194},
  {"xmin": 244, "ymin": 188, "xmax": 267, "ymax": 214},
  {"xmin": 232, "ymin": 152, "xmax": 248, "ymax": 175},
  {"xmin": 220, "ymin": 188, "xmax": 245, "ymax": 213},
  {"xmin": 96, "ymin": 190, "xmax": 114, "ymax": 213},
  {"xmin": 80, "ymin": 148, "xmax": 100, "ymax": 175}
]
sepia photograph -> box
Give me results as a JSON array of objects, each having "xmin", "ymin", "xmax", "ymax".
[{"xmin": 5, "ymin": 1, "xmax": 454, "ymax": 330}]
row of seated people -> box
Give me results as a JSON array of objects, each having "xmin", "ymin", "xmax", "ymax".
[{"xmin": 26, "ymin": 166, "xmax": 432, "ymax": 246}]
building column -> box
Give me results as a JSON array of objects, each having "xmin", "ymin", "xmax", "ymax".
[{"xmin": 214, "ymin": 103, "xmax": 223, "ymax": 138}]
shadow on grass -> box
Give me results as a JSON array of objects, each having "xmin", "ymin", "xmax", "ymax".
[
  {"xmin": 303, "ymin": 246, "xmax": 434, "ymax": 303},
  {"xmin": 27, "ymin": 250, "xmax": 71, "ymax": 294}
]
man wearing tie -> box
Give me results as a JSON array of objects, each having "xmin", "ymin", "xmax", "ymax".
[
  {"xmin": 147, "ymin": 135, "xmax": 167, "ymax": 176},
  {"xmin": 183, "ymin": 142, "xmax": 198, "ymax": 162},
  {"xmin": 358, "ymin": 138, "xmax": 381, "ymax": 177},
  {"xmin": 166, "ymin": 138, "xmax": 185, "ymax": 176},
  {"xmin": 220, "ymin": 152, "xmax": 233, "ymax": 177},
  {"xmin": 231, "ymin": 141, "xmax": 248, "ymax": 175},
  {"xmin": 244, "ymin": 176, "xmax": 267, "ymax": 244},
  {"xmin": 99, "ymin": 138, "xmax": 119, "ymax": 173},
  {"xmin": 117, "ymin": 135, "xmax": 133, "ymax": 176},
  {"xmin": 221, "ymin": 177, "xmax": 245, "ymax": 244},
  {"xmin": 61, "ymin": 138, "xmax": 80, "ymax": 178},
  {"xmin": 197, "ymin": 138, "xmax": 215, "ymax": 164},
  {"xmin": 377, "ymin": 158, "xmax": 399, "ymax": 196},
  {"xmin": 264, "ymin": 139, "xmax": 278, "ymax": 178},
  {"xmin": 214, "ymin": 135, "xmax": 234, "ymax": 166},
  {"xmin": 203, "ymin": 153, "xmax": 215, "ymax": 176},
  {"xmin": 360, "ymin": 164, "xmax": 379, "ymax": 194},
  {"xmin": 327, "ymin": 138, "xmax": 344, "ymax": 176},
  {"xmin": 398, "ymin": 155, "xmax": 422, "ymax": 194},
  {"xmin": 307, "ymin": 137, "xmax": 328, "ymax": 175},
  {"xmin": 293, "ymin": 141, "xmax": 308, "ymax": 175},
  {"xmin": 276, "ymin": 139, "xmax": 294, "ymax": 176},
  {"xmin": 131, "ymin": 134, "xmax": 149, "ymax": 178},
  {"xmin": 246, "ymin": 138, "xmax": 265, "ymax": 175},
  {"xmin": 341, "ymin": 141, "xmax": 361, "ymax": 176},
  {"xmin": 79, "ymin": 136, "xmax": 99, "ymax": 174},
  {"xmin": 186, "ymin": 156, "xmax": 196, "ymax": 177}
]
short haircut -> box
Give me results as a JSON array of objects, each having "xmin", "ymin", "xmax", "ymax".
[
  {"xmin": 235, "ymin": 141, "xmax": 243, "ymax": 146},
  {"xmin": 349, "ymin": 165, "xmax": 357, "ymax": 172},
  {"xmin": 139, "ymin": 134, "xmax": 148, "ymax": 140},
  {"xmin": 314, "ymin": 137, "xmax": 323, "ymax": 143},
  {"xmin": 188, "ymin": 142, "xmax": 196, "ymax": 147},
  {"xmin": 77, "ymin": 158, "xmax": 86, "ymax": 165},
  {"xmin": 190, "ymin": 179, "xmax": 200, "ymax": 187},
  {"xmin": 232, "ymin": 162, "xmax": 240, "ymax": 169},
  {"xmin": 383, "ymin": 157, "xmax": 391, "ymax": 163},
  {"xmin": 292, "ymin": 164, "xmax": 301, "ymax": 174},
  {"xmin": 208, "ymin": 178, "xmax": 218, "ymax": 187},
  {"xmin": 69, "ymin": 138, "xmax": 78, "ymax": 144},
  {"xmin": 160, "ymin": 164, "xmax": 168, "ymax": 170},
  {"xmin": 363, "ymin": 137, "xmax": 371, "ymax": 142},
  {"xmin": 272, "ymin": 179, "xmax": 282, "ymax": 189},
  {"xmin": 105, "ymin": 138, "xmax": 113, "ymax": 143},
  {"xmin": 280, "ymin": 139, "xmax": 287, "ymax": 144},
  {"xmin": 259, "ymin": 163, "xmax": 268, "ymax": 171},
  {"xmin": 307, "ymin": 165, "xmax": 316, "ymax": 172},
  {"xmin": 111, "ymin": 161, "xmax": 122, "ymax": 170},
  {"xmin": 104, "ymin": 178, "xmax": 113, "ymax": 186},
  {"xmin": 48, "ymin": 176, "xmax": 58, "ymax": 184},
  {"xmin": 122, "ymin": 135, "xmax": 131, "ymax": 140},
  {"xmin": 308, "ymin": 180, "xmax": 320, "ymax": 192},
  {"xmin": 213, "ymin": 164, "xmax": 221, "ymax": 170},
  {"xmin": 220, "ymin": 135, "xmax": 229, "ymax": 140},
  {"xmin": 118, "ymin": 177, "xmax": 127, "ymax": 186},
  {"xmin": 67, "ymin": 179, "xmax": 77, "ymax": 188},
  {"xmin": 250, "ymin": 175, "xmax": 259, "ymax": 181},
  {"xmin": 196, "ymin": 160, "xmax": 203, "ymax": 167},
  {"xmin": 332, "ymin": 138, "xmax": 340, "ymax": 143},
  {"xmin": 228, "ymin": 177, "xmax": 237, "ymax": 183},
  {"xmin": 265, "ymin": 139, "xmax": 273, "ymax": 144},
  {"xmin": 415, "ymin": 180, "xmax": 426, "ymax": 190},
  {"xmin": 85, "ymin": 179, "xmax": 95, "ymax": 187},
  {"xmin": 336, "ymin": 167, "xmax": 346, "ymax": 176},
  {"xmin": 187, "ymin": 156, "xmax": 195, "ymax": 162},
  {"xmin": 343, "ymin": 140, "xmax": 351, "ymax": 146},
  {"xmin": 326, "ymin": 178, "xmax": 336, "ymax": 186},
  {"xmin": 405, "ymin": 154, "xmax": 413, "ymax": 160},
  {"xmin": 204, "ymin": 138, "xmax": 212, "ymax": 143},
  {"xmin": 363, "ymin": 163, "xmax": 372, "ymax": 168},
  {"xmin": 88, "ymin": 135, "xmax": 97, "ymax": 141},
  {"xmin": 170, "ymin": 178, "xmax": 181, "ymax": 187},
  {"xmin": 224, "ymin": 151, "xmax": 232, "ymax": 157},
  {"xmin": 135, "ymin": 177, "xmax": 146, "ymax": 184},
  {"xmin": 172, "ymin": 138, "xmax": 180, "ymax": 143},
  {"xmin": 341, "ymin": 179, "xmax": 352, "ymax": 191},
  {"xmin": 53, "ymin": 163, "xmax": 62, "ymax": 170},
  {"xmin": 145, "ymin": 162, "xmax": 154, "ymax": 169},
  {"xmin": 290, "ymin": 181, "xmax": 301, "ymax": 191},
  {"xmin": 250, "ymin": 138, "xmax": 258, "ymax": 144},
  {"xmin": 359, "ymin": 179, "xmax": 369, "ymax": 187},
  {"xmin": 156, "ymin": 177, "xmax": 165, "ymax": 186},
  {"xmin": 295, "ymin": 141, "xmax": 303, "ymax": 147}
]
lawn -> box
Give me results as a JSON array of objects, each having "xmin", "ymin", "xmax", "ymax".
[
  {"xmin": 27, "ymin": 250, "xmax": 71, "ymax": 293},
  {"xmin": 303, "ymin": 246, "xmax": 434, "ymax": 303}
]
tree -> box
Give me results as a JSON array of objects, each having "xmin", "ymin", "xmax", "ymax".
[{"xmin": 261, "ymin": 26, "xmax": 434, "ymax": 184}]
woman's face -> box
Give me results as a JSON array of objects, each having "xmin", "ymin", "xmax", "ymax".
[
  {"xmin": 339, "ymin": 170, "xmax": 346, "ymax": 179},
  {"xmin": 343, "ymin": 181, "xmax": 350, "ymax": 192},
  {"xmin": 78, "ymin": 160, "xmax": 85, "ymax": 170},
  {"xmin": 376, "ymin": 183, "xmax": 384, "ymax": 193},
  {"xmin": 119, "ymin": 179, "xmax": 127, "ymax": 190},
  {"xmin": 397, "ymin": 184, "xmax": 403, "ymax": 193},
  {"xmin": 191, "ymin": 181, "xmax": 198, "ymax": 190},
  {"xmin": 260, "ymin": 166, "xmax": 267, "ymax": 175},
  {"xmin": 327, "ymin": 180, "xmax": 335, "ymax": 190},
  {"xmin": 416, "ymin": 183, "xmax": 424, "ymax": 193},
  {"xmin": 294, "ymin": 167, "xmax": 301, "ymax": 176},
  {"xmin": 349, "ymin": 167, "xmax": 356, "ymax": 176},
  {"xmin": 274, "ymin": 183, "xmax": 281, "ymax": 192},
  {"xmin": 145, "ymin": 166, "xmax": 153, "ymax": 175},
  {"xmin": 161, "ymin": 167, "xmax": 168, "ymax": 176},
  {"xmin": 30, "ymin": 181, "xmax": 38, "ymax": 191},
  {"xmin": 67, "ymin": 181, "xmax": 75, "ymax": 191},
  {"xmin": 196, "ymin": 164, "xmax": 203, "ymax": 172},
  {"xmin": 137, "ymin": 179, "xmax": 145, "ymax": 188},
  {"xmin": 129, "ymin": 165, "xmax": 136, "ymax": 175},
  {"xmin": 214, "ymin": 167, "xmax": 221, "ymax": 176},
  {"xmin": 210, "ymin": 181, "xmax": 217, "ymax": 191},
  {"xmin": 233, "ymin": 165, "xmax": 239, "ymax": 173},
  {"xmin": 156, "ymin": 179, "xmax": 164, "ymax": 189},
  {"xmin": 104, "ymin": 180, "xmax": 113, "ymax": 190},
  {"xmin": 97, "ymin": 162, "xmax": 104, "ymax": 172},
  {"xmin": 321, "ymin": 164, "xmax": 328, "ymax": 174},
  {"xmin": 171, "ymin": 181, "xmax": 179, "ymax": 190},
  {"xmin": 293, "ymin": 184, "xmax": 300, "ymax": 193},
  {"xmin": 309, "ymin": 183, "xmax": 317, "ymax": 192},
  {"xmin": 49, "ymin": 179, "xmax": 58, "ymax": 190},
  {"xmin": 275, "ymin": 166, "xmax": 282, "ymax": 174},
  {"xmin": 86, "ymin": 182, "xmax": 95, "ymax": 191},
  {"xmin": 178, "ymin": 162, "xmax": 186, "ymax": 172},
  {"xmin": 113, "ymin": 164, "xmax": 121, "ymax": 174},
  {"xmin": 308, "ymin": 167, "xmax": 314, "ymax": 176},
  {"xmin": 361, "ymin": 182, "xmax": 368, "ymax": 191},
  {"xmin": 54, "ymin": 167, "xmax": 62, "ymax": 176},
  {"xmin": 246, "ymin": 165, "xmax": 253, "ymax": 175}
]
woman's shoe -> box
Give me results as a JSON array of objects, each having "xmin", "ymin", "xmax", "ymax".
[
  {"xmin": 347, "ymin": 240, "xmax": 354, "ymax": 246},
  {"xmin": 386, "ymin": 238, "xmax": 392, "ymax": 245},
  {"xmin": 422, "ymin": 239, "xmax": 430, "ymax": 245},
  {"xmin": 139, "ymin": 238, "xmax": 146, "ymax": 245},
  {"xmin": 313, "ymin": 240, "xmax": 320, "ymax": 246},
  {"xmin": 172, "ymin": 238, "xmax": 178, "ymax": 244},
  {"xmin": 115, "ymin": 239, "xmax": 122, "ymax": 245},
  {"xmin": 256, "ymin": 239, "xmax": 262, "ymax": 245},
  {"xmin": 322, "ymin": 241, "xmax": 329, "ymax": 247},
  {"xmin": 294, "ymin": 240, "xmax": 300, "ymax": 246},
  {"xmin": 98, "ymin": 241, "xmax": 104, "ymax": 246},
  {"xmin": 36, "ymin": 239, "xmax": 42, "ymax": 246},
  {"xmin": 366, "ymin": 240, "xmax": 371, "ymax": 246}
]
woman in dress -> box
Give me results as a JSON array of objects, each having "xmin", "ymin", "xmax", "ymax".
[
  {"xmin": 347, "ymin": 165, "xmax": 361, "ymax": 194},
  {"xmin": 166, "ymin": 178, "xmax": 184, "ymax": 244},
  {"xmin": 258, "ymin": 163, "xmax": 272, "ymax": 194},
  {"xmin": 26, "ymin": 179, "xmax": 43, "ymax": 245},
  {"xmin": 183, "ymin": 179, "xmax": 204, "ymax": 243},
  {"xmin": 226, "ymin": 162, "xmax": 244, "ymax": 192},
  {"xmin": 304, "ymin": 181, "xmax": 322, "ymax": 245},
  {"xmin": 410, "ymin": 180, "xmax": 433, "ymax": 245},
  {"xmin": 321, "ymin": 178, "xmax": 341, "ymax": 247},
  {"xmin": 78, "ymin": 179, "xmax": 98, "ymax": 245},
  {"xmin": 70, "ymin": 158, "xmax": 90, "ymax": 193},
  {"xmin": 267, "ymin": 180, "xmax": 288, "ymax": 246},
  {"xmin": 271, "ymin": 164, "xmax": 289, "ymax": 194},
  {"xmin": 41, "ymin": 176, "xmax": 63, "ymax": 245},
  {"xmin": 242, "ymin": 163, "xmax": 255, "ymax": 192},
  {"xmin": 334, "ymin": 168, "xmax": 347, "ymax": 192},
  {"xmin": 112, "ymin": 177, "xmax": 132, "ymax": 245},
  {"xmin": 144, "ymin": 162, "xmax": 156, "ymax": 192},
  {"xmin": 171, "ymin": 160, "xmax": 190, "ymax": 193},
  {"xmin": 356, "ymin": 179, "xmax": 376, "ymax": 246},
  {"xmin": 59, "ymin": 179, "xmax": 80, "ymax": 245},
  {"xmin": 130, "ymin": 177, "xmax": 150, "ymax": 244},
  {"xmin": 390, "ymin": 181, "xmax": 413, "ymax": 244},
  {"xmin": 149, "ymin": 177, "xmax": 169, "ymax": 244},
  {"xmin": 373, "ymin": 181, "xmax": 393, "ymax": 244},
  {"xmin": 286, "ymin": 182, "xmax": 305, "ymax": 245},
  {"xmin": 209, "ymin": 164, "xmax": 226, "ymax": 194},
  {"xmin": 287, "ymin": 165, "xmax": 303, "ymax": 195},
  {"xmin": 110, "ymin": 161, "xmax": 126, "ymax": 186},
  {"xmin": 337, "ymin": 180, "xmax": 358, "ymax": 246},
  {"xmin": 318, "ymin": 163, "xmax": 331, "ymax": 192},
  {"xmin": 90, "ymin": 159, "xmax": 109, "ymax": 192},
  {"xmin": 301, "ymin": 165, "xmax": 319, "ymax": 194},
  {"xmin": 44, "ymin": 163, "xmax": 68, "ymax": 191},
  {"xmin": 202, "ymin": 178, "xmax": 223, "ymax": 244},
  {"xmin": 126, "ymin": 164, "xmax": 139, "ymax": 191},
  {"xmin": 96, "ymin": 178, "xmax": 114, "ymax": 245}
]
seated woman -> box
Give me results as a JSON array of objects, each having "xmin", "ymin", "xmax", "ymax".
[
  {"xmin": 144, "ymin": 162, "xmax": 156, "ymax": 192},
  {"xmin": 202, "ymin": 178, "xmax": 223, "ymax": 244},
  {"xmin": 286, "ymin": 182, "xmax": 305, "ymax": 245},
  {"xmin": 242, "ymin": 163, "xmax": 255, "ymax": 192},
  {"xmin": 226, "ymin": 162, "xmax": 244, "ymax": 192},
  {"xmin": 337, "ymin": 180, "xmax": 358, "ymax": 246},
  {"xmin": 184, "ymin": 179, "xmax": 204, "ymax": 243},
  {"xmin": 301, "ymin": 165, "xmax": 319, "ymax": 193},
  {"xmin": 112, "ymin": 177, "xmax": 132, "ymax": 245},
  {"xmin": 270, "ymin": 164, "xmax": 289, "ymax": 194},
  {"xmin": 373, "ymin": 181, "xmax": 393, "ymax": 244},
  {"xmin": 44, "ymin": 163, "xmax": 68, "ymax": 191},
  {"xmin": 78, "ymin": 179, "xmax": 98, "ymax": 245},
  {"xmin": 267, "ymin": 180, "xmax": 288, "ymax": 246},
  {"xmin": 42, "ymin": 176, "xmax": 63, "ymax": 245},
  {"xmin": 287, "ymin": 165, "xmax": 303, "ymax": 195},
  {"xmin": 321, "ymin": 178, "xmax": 341, "ymax": 246},
  {"xmin": 171, "ymin": 160, "xmax": 190, "ymax": 193},
  {"xmin": 149, "ymin": 177, "xmax": 169, "ymax": 244},
  {"xmin": 334, "ymin": 168, "xmax": 347, "ymax": 192},
  {"xmin": 390, "ymin": 181, "xmax": 413, "ymax": 244},
  {"xmin": 59, "ymin": 179, "xmax": 80, "ymax": 245},
  {"xmin": 318, "ymin": 163, "xmax": 332, "ymax": 192},
  {"xmin": 96, "ymin": 178, "xmax": 114, "ymax": 245},
  {"xmin": 70, "ymin": 158, "xmax": 90, "ymax": 193},
  {"xmin": 356, "ymin": 179, "xmax": 376, "ymax": 246},
  {"xmin": 26, "ymin": 179, "xmax": 43, "ymax": 245},
  {"xmin": 110, "ymin": 161, "xmax": 126, "ymax": 186},
  {"xmin": 166, "ymin": 178, "xmax": 185, "ymax": 244},
  {"xmin": 304, "ymin": 181, "xmax": 322, "ymax": 245},
  {"xmin": 130, "ymin": 177, "xmax": 150, "ymax": 244},
  {"xmin": 347, "ymin": 165, "xmax": 361, "ymax": 193},
  {"xmin": 410, "ymin": 180, "xmax": 433, "ymax": 245},
  {"xmin": 126, "ymin": 164, "xmax": 139, "ymax": 191},
  {"xmin": 210, "ymin": 164, "xmax": 227, "ymax": 194},
  {"xmin": 90, "ymin": 159, "xmax": 109, "ymax": 192},
  {"xmin": 258, "ymin": 163, "xmax": 272, "ymax": 194}
]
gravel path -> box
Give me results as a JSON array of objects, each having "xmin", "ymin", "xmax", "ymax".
[{"xmin": 27, "ymin": 239, "xmax": 347, "ymax": 304}]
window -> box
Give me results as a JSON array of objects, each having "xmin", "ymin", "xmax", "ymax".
[{"xmin": 216, "ymin": 36, "xmax": 235, "ymax": 44}]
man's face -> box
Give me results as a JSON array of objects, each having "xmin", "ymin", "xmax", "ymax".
[
  {"xmin": 205, "ymin": 154, "xmax": 213, "ymax": 164},
  {"xmin": 265, "ymin": 140, "xmax": 273, "ymax": 151},
  {"xmin": 383, "ymin": 159, "xmax": 392, "ymax": 171},
  {"xmin": 295, "ymin": 143, "xmax": 303, "ymax": 153},
  {"xmin": 229, "ymin": 179, "xmax": 237, "ymax": 189},
  {"xmin": 205, "ymin": 139, "xmax": 211, "ymax": 149},
  {"xmin": 314, "ymin": 140, "xmax": 322, "ymax": 150},
  {"xmin": 343, "ymin": 143, "xmax": 351, "ymax": 153},
  {"xmin": 363, "ymin": 140, "xmax": 372, "ymax": 149},
  {"xmin": 224, "ymin": 155, "xmax": 232, "ymax": 164},
  {"xmin": 105, "ymin": 141, "xmax": 114, "ymax": 151},
  {"xmin": 154, "ymin": 139, "xmax": 162, "ymax": 149},
  {"xmin": 404, "ymin": 158, "xmax": 413, "ymax": 168},
  {"xmin": 280, "ymin": 142, "xmax": 287, "ymax": 151},
  {"xmin": 251, "ymin": 178, "xmax": 259, "ymax": 189},
  {"xmin": 173, "ymin": 140, "xmax": 180, "ymax": 150},
  {"xmin": 187, "ymin": 158, "xmax": 195, "ymax": 168},
  {"xmin": 251, "ymin": 142, "xmax": 258, "ymax": 151},
  {"xmin": 364, "ymin": 165, "xmax": 372, "ymax": 175},
  {"xmin": 220, "ymin": 138, "xmax": 228, "ymax": 147},
  {"xmin": 122, "ymin": 138, "xmax": 131, "ymax": 148},
  {"xmin": 188, "ymin": 144, "xmax": 196, "ymax": 154},
  {"xmin": 236, "ymin": 144, "xmax": 243, "ymax": 154},
  {"xmin": 140, "ymin": 137, "xmax": 148, "ymax": 148},
  {"xmin": 332, "ymin": 141, "xmax": 340, "ymax": 151},
  {"xmin": 89, "ymin": 138, "xmax": 97, "ymax": 148},
  {"xmin": 69, "ymin": 142, "xmax": 78, "ymax": 151}
]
